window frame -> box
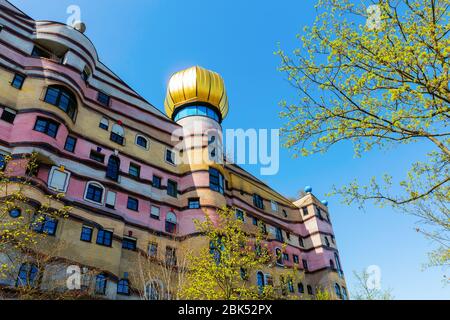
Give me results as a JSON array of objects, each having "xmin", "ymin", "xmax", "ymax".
[
  {"xmin": 165, "ymin": 148, "xmax": 176, "ymax": 166},
  {"xmin": 43, "ymin": 86, "xmax": 77, "ymax": 119},
  {"xmin": 122, "ymin": 236, "xmax": 137, "ymax": 251},
  {"xmin": 253, "ymin": 194, "xmax": 264, "ymax": 210},
  {"xmin": 117, "ymin": 279, "xmax": 130, "ymax": 295},
  {"xmin": 135, "ymin": 135, "xmax": 149, "ymax": 150},
  {"xmin": 167, "ymin": 179, "xmax": 178, "ymax": 198},
  {"xmin": 84, "ymin": 181, "xmax": 105, "ymax": 205},
  {"xmin": 48, "ymin": 166, "xmax": 71, "ymax": 193},
  {"xmin": 0, "ymin": 107, "xmax": 16, "ymax": 124},
  {"xmin": 96, "ymin": 229, "xmax": 113, "ymax": 247},
  {"xmin": 127, "ymin": 197, "xmax": 139, "ymax": 212},
  {"xmin": 188, "ymin": 198, "xmax": 200, "ymax": 209},
  {"xmin": 11, "ymin": 73, "xmax": 26, "ymax": 89},
  {"xmin": 152, "ymin": 175, "xmax": 162, "ymax": 189},
  {"xmin": 80, "ymin": 225, "xmax": 93, "ymax": 242},
  {"xmin": 64, "ymin": 135, "xmax": 77, "ymax": 153},
  {"xmin": 209, "ymin": 167, "xmax": 225, "ymax": 194},
  {"xmin": 128, "ymin": 162, "xmax": 141, "ymax": 178},
  {"xmin": 97, "ymin": 91, "xmax": 111, "ymax": 107},
  {"xmin": 33, "ymin": 117, "xmax": 60, "ymax": 138}
]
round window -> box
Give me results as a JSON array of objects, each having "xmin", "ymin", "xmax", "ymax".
[{"xmin": 9, "ymin": 208, "xmax": 21, "ymax": 218}]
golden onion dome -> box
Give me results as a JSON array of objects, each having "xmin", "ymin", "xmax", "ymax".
[{"xmin": 164, "ymin": 66, "xmax": 229, "ymax": 120}]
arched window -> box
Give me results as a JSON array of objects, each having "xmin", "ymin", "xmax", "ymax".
[
  {"xmin": 111, "ymin": 124, "xmax": 124, "ymax": 145},
  {"xmin": 84, "ymin": 181, "xmax": 105, "ymax": 204},
  {"xmin": 95, "ymin": 274, "xmax": 107, "ymax": 295},
  {"xmin": 165, "ymin": 212, "xmax": 177, "ymax": 233},
  {"xmin": 106, "ymin": 156, "xmax": 120, "ymax": 181},
  {"xmin": 275, "ymin": 248, "xmax": 283, "ymax": 266},
  {"xmin": 146, "ymin": 281, "xmax": 161, "ymax": 300},
  {"xmin": 44, "ymin": 85, "xmax": 77, "ymax": 119},
  {"xmin": 335, "ymin": 283, "xmax": 342, "ymax": 299},
  {"xmin": 117, "ymin": 279, "xmax": 130, "ymax": 295},
  {"xmin": 16, "ymin": 263, "xmax": 39, "ymax": 287},
  {"xmin": 135, "ymin": 135, "xmax": 149, "ymax": 149},
  {"xmin": 256, "ymin": 271, "xmax": 265, "ymax": 294}
]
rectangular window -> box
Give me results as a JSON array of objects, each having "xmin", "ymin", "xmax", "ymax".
[
  {"xmin": 0, "ymin": 153, "xmax": 6, "ymax": 171},
  {"xmin": 127, "ymin": 197, "xmax": 139, "ymax": 211},
  {"xmin": 110, "ymin": 132, "xmax": 124, "ymax": 145},
  {"xmin": 129, "ymin": 163, "xmax": 140, "ymax": 178},
  {"xmin": 85, "ymin": 183, "xmax": 104, "ymax": 203},
  {"xmin": 252, "ymin": 216, "xmax": 258, "ymax": 226},
  {"xmin": 302, "ymin": 207, "xmax": 309, "ymax": 216},
  {"xmin": 188, "ymin": 198, "xmax": 200, "ymax": 209},
  {"xmin": 148, "ymin": 242, "xmax": 158, "ymax": 258},
  {"xmin": 150, "ymin": 206, "xmax": 160, "ymax": 220},
  {"xmin": 235, "ymin": 209, "xmax": 245, "ymax": 221},
  {"xmin": 11, "ymin": 73, "xmax": 25, "ymax": 89},
  {"xmin": 209, "ymin": 168, "xmax": 224, "ymax": 194},
  {"xmin": 48, "ymin": 166, "xmax": 70, "ymax": 193},
  {"xmin": 167, "ymin": 180, "xmax": 177, "ymax": 198},
  {"xmin": 97, "ymin": 91, "xmax": 110, "ymax": 106},
  {"xmin": 275, "ymin": 228, "xmax": 284, "ymax": 242},
  {"xmin": 165, "ymin": 246, "xmax": 177, "ymax": 266},
  {"xmin": 293, "ymin": 255, "xmax": 299, "ymax": 264},
  {"xmin": 165, "ymin": 149, "xmax": 175, "ymax": 165},
  {"xmin": 105, "ymin": 191, "xmax": 117, "ymax": 209},
  {"xmin": 0, "ymin": 108, "xmax": 16, "ymax": 124},
  {"xmin": 122, "ymin": 237, "xmax": 137, "ymax": 251},
  {"xmin": 64, "ymin": 136, "xmax": 77, "ymax": 153},
  {"xmin": 253, "ymin": 194, "xmax": 264, "ymax": 210},
  {"xmin": 152, "ymin": 175, "xmax": 162, "ymax": 189},
  {"xmin": 80, "ymin": 226, "xmax": 93, "ymax": 242},
  {"xmin": 89, "ymin": 150, "xmax": 105, "ymax": 163},
  {"xmin": 314, "ymin": 205, "xmax": 323, "ymax": 220},
  {"xmin": 33, "ymin": 215, "xmax": 58, "ymax": 236},
  {"xmin": 34, "ymin": 117, "xmax": 59, "ymax": 138},
  {"xmin": 302, "ymin": 259, "xmax": 309, "ymax": 271},
  {"xmin": 299, "ymin": 236, "xmax": 304, "ymax": 247},
  {"xmin": 271, "ymin": 200, "xmax": 278, "ymax": 212},
  {"xmin": 283, "ymin": 253, "xmax": 289, "ymax": 262},
  {"xmin": 96, "ymin": 229, "xmax": 113, "ymax": 247}
]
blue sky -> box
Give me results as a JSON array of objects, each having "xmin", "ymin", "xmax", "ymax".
[{"xmin": 10, "ymin": 0, "xmax": 449, "ymax": 299}]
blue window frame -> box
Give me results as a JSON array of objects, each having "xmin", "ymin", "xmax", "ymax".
[
  {"xmin": 11, "ymin": 73, "xmax": 25, "ymax": 89},
  {"xmin": 33, "ymin": 215, "xmax": 57, "ymax": 236},
  {"xmin": 127, "ymin": 197, "xmax": 139, "ymax": 211},
  {"xmin": 117, "ymin": 279, "xmax": 130, "ymax": 295},
  {"xmin": 85, "ymin": 183, "xmax": 104, "ymax": 203},
  {"xmin": 96, "ymin": 229, "xmax": 113, "ymax": 247},
  {"xmin": 80, "ymin": 226, "xmax": 93, "ymax": 242},
  {"xmin": 209, "ymin": 168, "xmax": 224, "ymax": 194},
  {"xmin": 44, "ymin": 86, "xmax": 77, "ymax": 119},
  {"xmin": 16, "ymin": 263, "xmax": 39, "ymax": 287},
  {"xmin": 122, "ymin": 237, "xmax": 137, "ymax": 251},
  {"xmin": 95, "ymin": 274, "xmax": 107, "ymax": 295},
  {"xmin": 34, "ymin": 117, "xmax": 59, "ymax": 138},
  {"xmin": 9, "ymin": 208, "xmax": 21, "ymax": 218},
  {"xmin": 64, "ymin": 136, "xmax": 77, "ymax": 153}
]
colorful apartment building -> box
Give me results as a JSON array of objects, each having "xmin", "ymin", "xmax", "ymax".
[{"xmin": 0, "ymin": 0, "xmax": 347, "ymax": 300}]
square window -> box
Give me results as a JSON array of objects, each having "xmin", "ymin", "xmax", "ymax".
[
  {"xmin": 48, "ymin": 167, "xmax": 70, "ymax": 192},
  {"xmin": 152, "ymin": 175, "xmax": 162, "ymax": 189},
  {"xmin": 80, "ymin": 226, "xmax": 93, "ymax": 242},
  {"xmin": 122, "ymin": 237, "xmax": 137, "ymax": 251},
  {"xmin": 64, "ymin": 136, "xmax": 77, "ymax": 153},
  {"xmin": 97, "ymin": 91, "xmax": 110, "ymax": 106},
  {"xmin": 129, "ymin": 163, "xmax": 140, "ymax": 178},
  {"xmin": 11, "ymin": 73, "xmax": 25, "ymax": 89},
  {"xmin": 188, "ymin": 198, "xmax": 200, "ymax": 209},
  {"xmin": 96, "ymin": 229, "xmax": 113, "ymax": 247},
  {"xmin": 110, "ymin": 132, "xmax": 124, "ymax": 145},
  {"xmin": 1, "ymin": 108, "xmax": 17, "ymax": 124},
  {"xmin": 127, "ymin": 197, "xmax": 139, "ymax": 211},
  {"xmin": 167, "ymin": 180, "xmax": 177, "ymax": 198},
  {"xmin": 150, "ymin": 206, "xmax": 160, "ymax": 220}
]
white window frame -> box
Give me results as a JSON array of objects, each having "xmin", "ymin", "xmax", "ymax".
[
  {"xmin": 164, "ymin": 148, "xmax": 176, "ymax": 166},
  {"xmin": 48, "ymin": 166, "xmax": 71, "ymax": 193},
  {"xmin": 135, "ymin": 135, "xmax": 149, "ymax": 150},
  {"xmin": 83, "ymin": 181, "xmax": 106, "ymax": 205},
  {"xmin": 99, "ymin": 117, "xmax": 109, "ymax": 130}
]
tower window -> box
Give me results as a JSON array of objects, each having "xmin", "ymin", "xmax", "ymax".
[
  {"xmin": 11, "ymin": 73, "xmax": 25, "ymax": 89},
  {"xmin": 173, "ymin": 105, "xmax": 221, "ymax": 122}
]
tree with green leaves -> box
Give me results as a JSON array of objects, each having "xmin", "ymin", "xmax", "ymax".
[
  {"xmin": 352, "ymin": 270, "xmax": 394, "ymax": 300},
  {"xmin": 276, "ymin": 0, "xmax": 449, "ymax": 276}
]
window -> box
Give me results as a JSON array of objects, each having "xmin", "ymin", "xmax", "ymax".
[
  {"xmin": 209, "ymin": 167, "xmax": 224, "ymax": 194},
  {"xmin": 96, "ymin": 229, "xmax": 113, "ymax": 247},
  {"xmin": 256, "ymin": 272, "xmax": 265, "ymax": 294},
  {"xmin": 9, "ymin": 208, "xmax": 21, "ymax": 218},
  {"xmin": 188, "ymin": 198, "xmax": 200, "ymax": 209},
  {"xmin": 44, "ymin": 86, "xmax": 77, "ymax": 119},
  {"xmin": 97, "ymin": 91, "xmax": 110, "ymax": 106},
  {"xmin": 129, "ymin": 163, "xmax": 140, "ymax": 178},
  {"xmin": 146, "ymin": 281, "xmax": 161, "ymax": 300},
  {"xmin": 302, "ymin": 207, "xmax": 309, "ymax": 216},
  {"xmin": 173, "ymin": 105, "xmax": 221, "ymax": 122},
  {"xmin": 16, "ymin": 263, "xmax": 39, "ymax": 287},
  {"xmin": 110, "ymin": 124, "xmax": 124, "ymax": 145},
  {"xmin": 286, "ymin": 232, "xmax": 291, "ymax": 241},
  {"xmin": 48, "ymin": 166, "xmax": 71, "ymax": 192},
  {"xmin": 335, "ymin": 253, "xmax": 343, "ymax": 277},
  {"xmin": 81, "ymin": 66, "xmax": 91, "ymax": 82},
  {"xmin": 283, "ymin": 253, "xmax": 289, "ymax": 262},
  {"xmin": 240, "ymin": 268, "xmax": 248, "ymax": 281},
  {"xmin": 165, "ymin": 149, "xmax": 175, "ymax": 165},
  {"xmin": 167, "ymin": 180, "xmax": 178, "ymax": 198},
  {"xmin": 80, "ymin": 226, "xmax": 93, "ymax": 242},
  {"xmin": 148, "ymin": 242, "xmax": 158, "ymax": 258},
  {"xmin": 293, "ymin": 254, "xmax": 299, "ymax": 264},
  {"xmin": 127, "ymin": 197, "xmax": 139, "ymax": 211},
  {"xmin": 34, "ymin": 117, "xmax": 59, "ymax": 138},
  {"xmin": 235, "ymin": 209, "xmax": 244, "ymax": 221},
  {"xmin": 33, "ymin": 215, "xmax": 58, "ymax": 236},
  {"xmin": 342, "ymin": 287, "xmax": 348, "ymax": 300},
  {"xmin": 122, "ymin": 237, "xmax": 137, "ymax": 251},
  {"xmin": 31, "ymin": 45, "xmax": 54, "ymax": 60},
  {"xmin": 282, "ymin": 209, "xmax": 288, "ymax": 217},
  {"xmin": 307, "ymin": 285, "xmax": 313, "ymax": 295},
  {"xmin": 330, "ymin": 259, "xmax": 335, "ymax": 270},
  {"xmin": 253, "ymin": 194, "xmax": 264, "ymax": 210},
  {"xmin": 152, "ymin": 175, "xmax": 162, "ymax": 189},
  {"xmin": 0, "ymin": 153, "xmax": 5, "ymax": 170},
  {"xmin": 64, "ymin": 136, "xmax": 77, "ymax": 153},
  {"xmin": 106, "ymin": 156, "xmax": 120, "ymax": 181},
  {"xmin": 276, "ymin": 248, "xmax": 283, "ymax": 265},
  {"xmin": 105, "ymin": 191, "xmax": 117, "ymax": 209},
  {"xmin": 325, "ymin": 236, "xmax": 330, "ymax": 247},
  {"xmin": 252, "ymin": 216, "xmax": 258, "ymax": 226},
  {"xmin": 165, "ymin": 246, "xmax": 177, "ymax": 266},
  {"xmin": 150, "ymin": 206, "xmax": 160, "ymax": 220},
  {"xmin": 165, "ymin": 212, "xmax": 177, "ymax": 233},
  {"xmin": 298, "ymin": 282, "xmax": 304, "ymax": 294},
  {"xmin": 270, "ymin": 200, "xmax": 278, "ymax": 212},
  {"xmin": 287, "ymin": 278, "xmax": 294, "ymax": 293},
  {"xmin": 0, "ymin": 107, "xmax": 16, "ymax": 124},
  {"xmin": 299, "ymin": 236, "xmax": 304, "ymax": 247},
  {"xmin": 117, "ymin": 279, "xmax": 130, "ymax": 295},
  {"xmin": 314, "ymin": 205, "xmax": 322, "ymax": 220},
  {"xmin": 136, "ymin": 135, "xmax": 148, "ymax": 149},
  {"xmin": 95, "ymin": 274, "xmax": 107, "ymax": 295},
  {"xmin": 275, "ymin": 227, "xmax": 283, "ymax": 242},
  {"xmin": 89, "ymin": 150, "xmax": 105, "ymax": 163},
  {"xmin": 99, "ymin": 117, "xmax": 109, "ymax": 130},
  {"xmin": 335, "ymin": 283, "xmax": 342, "ymax": 299},
  {"xmin": 11, "ymin": 73, "xmax": 25, "ymax": 89},
  {"xmin": 302, "ymin": 259, "xmax": 309, "ymax": 271},
  {"xmin": 85, "ymin": 182, "xmax": 104, "ymax": 204}
]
